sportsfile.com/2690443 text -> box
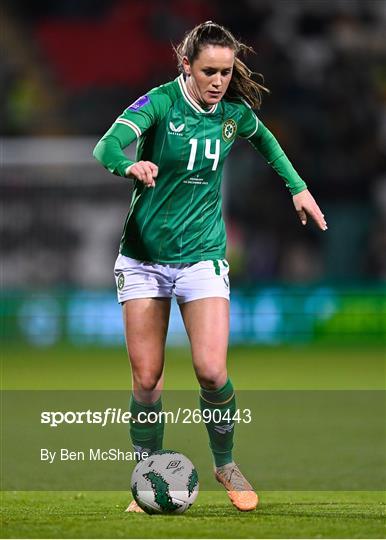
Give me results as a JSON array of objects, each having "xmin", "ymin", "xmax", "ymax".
[{"xmin": 40, "ymin": 408, "xmax": 252, "ymax": 427}]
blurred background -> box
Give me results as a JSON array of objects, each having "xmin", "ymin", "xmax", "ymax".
[{"xmin": 1, "ymin": 0, "xmax": 385, "ymax": 349}]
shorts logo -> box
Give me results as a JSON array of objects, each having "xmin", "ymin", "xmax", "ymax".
[
  {"xmin": 117, "ymin": 273, "xmax": 125, "ymax": 290},
  {"xmin": 127, "ymin": 95, "xmax": 150, "ymax": 111},
  {"xmin": 222, "ymin": 119, "xmax": 237, "ymax": 142}
]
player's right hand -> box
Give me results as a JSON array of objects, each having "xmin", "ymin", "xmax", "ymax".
[{"xmin": 125, "ymin": 161, "xmax": 158, "ymax": 188}]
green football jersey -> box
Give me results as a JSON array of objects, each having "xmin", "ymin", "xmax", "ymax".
[{"xmin": 94, "ymin": 74, "xmax": 307, "ymax": 263}]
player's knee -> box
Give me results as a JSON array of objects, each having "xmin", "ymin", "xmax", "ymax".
[
  {"xmin": 196, "ymin": 367, "xmax": 227, "ymax": 391},
  {"xmin": 134, "ymin": 373, "xmax": 162, "ymax": 393}
]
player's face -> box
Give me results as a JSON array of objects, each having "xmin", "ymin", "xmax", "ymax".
[{"xmin": 183, "ymin": 45, "xmax": 234, "ymax": 106}]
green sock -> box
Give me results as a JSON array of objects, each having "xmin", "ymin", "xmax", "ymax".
[
  {"xmin": 129, "ymin": 394, "xmax": 164, "ymax": 461},
  {"xmin": 200, "ymin": 378, "xmax": 236, "ymax": 467}
]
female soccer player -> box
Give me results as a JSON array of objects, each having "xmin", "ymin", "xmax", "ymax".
[{"xmin": 93, "ymin": 21, "xmax": 327, "ymax": 512}]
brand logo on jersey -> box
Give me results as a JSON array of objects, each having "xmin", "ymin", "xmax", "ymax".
[
  {"xmin": 117, "ymin": 272, "xmax": 125, "ymax": 290},
  {"xmin": 127, "ymin": 95, "xmax": 150, "ymax": 111},
  {"xmin": 222, "ymin": 119, "xmax": 237, "ymax": 142},
  {"xmin": 168, "ymin": 122, "xmax": 185, "ymax": 136}
]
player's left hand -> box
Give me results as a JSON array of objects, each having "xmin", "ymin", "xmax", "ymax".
[{"xmin": 292, "ymin": 189, "xmax": 327, "ymax": 231}]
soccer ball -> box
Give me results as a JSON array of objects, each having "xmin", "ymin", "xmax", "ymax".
[{"xmin": 130, "ymin": 450, "xmax": 199, "ymax": 514}]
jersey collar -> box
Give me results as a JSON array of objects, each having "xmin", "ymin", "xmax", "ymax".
[{"xmin": 177, "ymin": 74, "xmax": 218, "ymax": 114}]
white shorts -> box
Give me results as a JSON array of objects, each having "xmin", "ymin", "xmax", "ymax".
[{"xmin": 114, "ymin": 254, "xmax": 230, "ymax": 304}]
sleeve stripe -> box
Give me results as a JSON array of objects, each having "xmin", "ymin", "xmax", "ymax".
[
  {"xmin": 244, "ymin": 114, "xmax": 259, "ymax": 139},
  {"xmin": 115, "ymin": 118, "xmax": 142, "ymax": 138}
]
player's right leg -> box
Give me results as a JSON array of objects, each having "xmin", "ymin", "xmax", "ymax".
[
  {"xmin": 123, "ymin": 297, "xmax": 171, "ymax": 447},
  {"xmin": 123, "ymin": 299, "xmax": 170, "ymax": 406},
  {"xmin": 123, "ymin": 297, "xmax": 171, "ymax": 513},
  {"xmin": 114, "ymin": 255, "xmax": 173, "ymax": 513}
]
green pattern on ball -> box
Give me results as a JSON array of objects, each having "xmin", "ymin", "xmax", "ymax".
[
  {"xmin": 187, "ymin": 468, "xmax": 198, "ymax": 497},
  {"xmin": 131, "ymin": 482, "xmax": 139, "ymax": 504},
  {"xmin": 144, "ymin": 471, "xmax": 181, "ymax": 513}
]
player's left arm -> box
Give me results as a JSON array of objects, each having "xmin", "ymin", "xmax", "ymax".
[
  {"xmin": 239, "ymin": 111, "xmax": 327, "ymax": 231},
  {"xmin": 291, "ymin": 188, "xmax": 327, "ymax": 231}
]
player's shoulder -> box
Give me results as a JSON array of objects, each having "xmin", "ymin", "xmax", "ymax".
[
  {"xmin": 222, "ymin": 96, "xmax": 256, "ymax": 117},
  {"xmin": 221, "ymin": 97, "xmax": 259, "ymax": 139},
  {"xmin": 148, "ymin": 78, "xmax": 180, "ymax": 106},
  {"xmin": 121, "ymin": 79, "xmax": 178, "ymax": 121}
]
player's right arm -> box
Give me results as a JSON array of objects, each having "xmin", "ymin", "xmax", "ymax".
[
  {"xmin": 126, "ymin": 161, "xmax": 158, "ymax": 188},
  {"xmin": 93, "ymin": 92, "xmax": 169, "ymax": 186}
]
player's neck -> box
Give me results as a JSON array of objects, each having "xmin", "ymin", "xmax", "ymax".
[{"xmin": 185, "ymin": 76, "xmax": 210, "ymax": 110}]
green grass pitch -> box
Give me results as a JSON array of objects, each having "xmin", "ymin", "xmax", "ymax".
[
  {"xmin": 2, "ymin": 490, "xmax": 384, "ymax": 539},
  {"xmin": 1, "ymin": 344, "xmax": 385, "ymax": 538}
]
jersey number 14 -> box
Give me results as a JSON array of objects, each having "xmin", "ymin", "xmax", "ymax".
[{"xmin": 187, "ymin": 138, "xmax": 220, "ymax": 172}]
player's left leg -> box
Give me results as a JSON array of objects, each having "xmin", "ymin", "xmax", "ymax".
[{"xmin": 179, "ymin": 296, "xmax": 258, "ymax": 511}]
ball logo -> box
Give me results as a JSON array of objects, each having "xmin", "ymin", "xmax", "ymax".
[
  {"xmin": 117, "ymin": 273, "xmax": 125, "ymax": 290},
  {"xmin": 222, "ymin": 119, "xmax": 237, "ymax": 142},
  {"xmin": 130, "ymin": 450, "xmax": 199, "ymax": 514},
  {"xmin": 166, "ymin": 460, "xmax": 181, "ymax": 469}
]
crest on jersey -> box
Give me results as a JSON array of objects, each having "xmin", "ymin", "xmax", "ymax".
[
  {"xmin": 127, "ymin": 95, "xmax": 150, "ymax": 111},
  {"xmin": 222, "ymin": 119, "xmax": 237, "ymax": 142}
]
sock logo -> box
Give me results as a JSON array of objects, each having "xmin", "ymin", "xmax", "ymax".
[
  {"xmin": 214, "ymin": 423, "xmax": 234, "ymax": 434},
  {"xmin": 133, "ymin": 445, "xmax": 152, "ymax": 458}
]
